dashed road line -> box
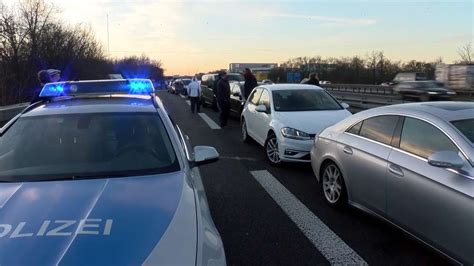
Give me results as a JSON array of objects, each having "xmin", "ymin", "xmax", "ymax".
[
  {"xmin": 185, "ymin": 100, "xmax": 191, "ymax": 106},
  {"xmin": 198, "ymin": 113, "xmax": 221, "ymax": 130},
  {"xmin": 250, "ymin": 170, "xmax": 367, "ymax": 265},
  {"xmin": 180, "ymin": 94, "xmax": 186, "ymax": 99}
]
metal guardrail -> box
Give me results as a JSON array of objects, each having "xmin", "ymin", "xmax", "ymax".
[{"xmin": 0, "ymin": 84, "xmax": 473, "ymax": 123}]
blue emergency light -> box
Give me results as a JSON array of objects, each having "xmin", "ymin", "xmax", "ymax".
[{"xmin": 39, "ymin": 79, "xmax": 154, "ymax": 97}]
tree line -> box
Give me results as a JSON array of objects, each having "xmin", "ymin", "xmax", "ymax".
[
  {"xmin": 268, "ymin": 52, "xmax": 446, "ymax": 84},
  {"xmin": 0, "ymin": 0, "xmax": 163, "ymax": 105}
]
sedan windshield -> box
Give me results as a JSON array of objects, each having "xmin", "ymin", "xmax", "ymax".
[
  {"xmin": 452, "ymin": 119, "xmax": 474, "ymax": 144},
  {"xmin": 228, "ymin": 74, "xmax": 245, "ymax": 82},
  {"xmin": 181, "ymin": 79, "xmax": 191, "ymax": 85},
  {"xmin": 0, "ymin": 113, "xmax": 179, "ymax": 182},
  {"xmin": 272, "ymin": 89, "xmax": 342, "ymax": 112}
]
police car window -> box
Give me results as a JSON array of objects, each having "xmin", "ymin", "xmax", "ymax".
[{"xmin": 0, "ymin": 113, "xmax": 179, "ymax": 182}]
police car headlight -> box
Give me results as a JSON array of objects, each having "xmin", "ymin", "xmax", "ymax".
[{"xmin": 281, "ymin": 127, "xmax": 311, "ymax": 140}]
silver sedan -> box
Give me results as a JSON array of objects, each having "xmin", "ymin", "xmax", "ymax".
[{"xmin": 310, "ymin": 101, "xmax": 474, "ymax": 264}]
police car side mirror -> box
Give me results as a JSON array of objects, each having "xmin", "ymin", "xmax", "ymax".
[{"xmin": 192, "ymin": 146, "xmax": 219, "ymax": 167}]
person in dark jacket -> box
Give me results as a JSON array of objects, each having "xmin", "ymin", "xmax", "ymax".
[
  {"xmin": 212, "ymin": 72, "xmax": 222, "ymax": 111},
  {"xmin": 303, "ymin": 72, "xmax": 320, "ymax": 86},
  {"xmin": 216, "ymin": 72, "xmax": 231, "ymax": 127},
  {"xmin": 31, "ymin": 69, "xmax": 61, "ymax": 103},
  {"xmin": 243, "ymin": 68, "xmax": 258, "ymax": 99}
]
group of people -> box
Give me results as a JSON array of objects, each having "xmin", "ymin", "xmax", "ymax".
[
  {"xmin": 188, "ymin": 69, "xmax": 321, "ymax": 128},
  {"xmin": 215, "ymin": 68, "xmax": 257, "ymax": 127}
]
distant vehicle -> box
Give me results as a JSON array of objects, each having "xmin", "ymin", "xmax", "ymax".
[
  {"xmin": 436, "ymin": 63, "xmax": 474, "ymax": 90},
  {"xmin": 169, "ymin": 78, "xmax": 191, "ymax": 95},
  {"xmin": 180, "ymin": 78, "xmax": 192, "ymax": 95},
  {"xmin": 393, "ymin": 81, "xmax": 456, "ymax": 101},
  {"xmin": 241, "ymin": 84, "xmax": 351, "ymax": 165},
  {"xmin": 261, "ymin": 79, "xmax": 274, "ymax": 84},
  {"xmin": 320, "ymin": 80, "xmax": 331, "ymax": 85},
  {"xmin": 392, "ymin": 72, "xmax": 427, "ymax": 84},
  {"xmin": 201, "ymin": 73, "xmax": 244, "ymax": 110},
  {"xmin": 310, "ymin": 102, "xmax": 474, "ymax": 264},
  {"xmin": 0, "ymin": 79, "xmax": 226, "ymax": 265}
]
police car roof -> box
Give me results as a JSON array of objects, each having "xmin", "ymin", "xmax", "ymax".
[{"xmin": 22, "ymin": 96, "xmax": 158, "ymax": 117}]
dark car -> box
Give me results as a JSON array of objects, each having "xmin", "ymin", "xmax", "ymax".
[
  {"xmin": 229, "ymin": 82, "xmax": 246, "ymax": 117},
  {"xmin": 201, "ymin": 73, "xmax": 244, "ymax": 110},
  {"xmin": 392, "ymin": 72, "xmax": 427, "ymax": 84},
  {"xmin": 393, "ymin": 81, "xmax": 456, "ymax": 101}
]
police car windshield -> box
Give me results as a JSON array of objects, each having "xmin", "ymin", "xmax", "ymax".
[{"xmin": 0, "ymin": 113, "xmax": 179, "ymax": 182}]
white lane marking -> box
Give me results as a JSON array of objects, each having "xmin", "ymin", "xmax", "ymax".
[
  {"xmin": 198, "ymin": 113, "xmax": 221, "ymax": 130},
  {"xmin": 250, "ymin": 170, "xmax": 367, "ymax": 265},
  {"xmin": 185, "ymin": 100, "xmax": 191, "ymax": 106},
  {"xmin": 180, "ymin": 94, "xmax": 186, "ymax": 99},
  {"xmin": 220, "ymin": 156, "xmax": 259, "ymax": 162}
]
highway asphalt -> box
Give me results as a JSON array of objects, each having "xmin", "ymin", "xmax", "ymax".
[{"xmin": 159, "ymin": 91, "xmax": 451, "ymax": 266}]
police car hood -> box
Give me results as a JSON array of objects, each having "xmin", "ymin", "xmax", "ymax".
[{"xmin": 0, "ymin": 171, "xmax": 197, "ymax": 265}]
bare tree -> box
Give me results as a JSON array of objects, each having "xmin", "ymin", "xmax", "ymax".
[{"xmin": 457, "ymin": 42, "xmax": 473, "ymax": 64}]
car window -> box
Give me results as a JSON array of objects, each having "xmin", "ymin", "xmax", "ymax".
[
  {"xmin": 272, "ymin": 89, "xmax": 342, "ymax": 111},
  {"xmin": 346, "ymin": 121, "xmax": 362, "ymax": 135},
  {"xmin": 231, "ymin": 84, "xmax": 241, "ymax": 95},
  {"xmin": 249, "ymin": 88, "xmax": 263, "ymax": 105},
  {"xmin": 451, "ymin": 119, "xmax": 474, "ymax": 144},
  {"xmin": 0, "ymin": 113, "xmax": 179, "ymax": 182},
  {"xmin": 258, "ymin": 89, "xmax": 271, "ymax": 111},
  {"xmin": 359, "ymin": 115, "xmax": 399, "ymax": 145},
  {"xmin": 400, "ymin": 117, "xmax": 458, "ymax": 159},
  {"xmin": 228, "ymin": 74, "xmax": 245, "ymax": 82}
]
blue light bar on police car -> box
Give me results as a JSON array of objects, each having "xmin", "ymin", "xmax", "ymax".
[{"xmin": 39, "ymin": 79, "xmax": 154, "ymax": 97}]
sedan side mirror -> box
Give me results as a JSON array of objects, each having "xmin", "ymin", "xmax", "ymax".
[
  {"xmin": 428, "ymin": 151, "xmax": 464, "ymax": 169},
  {"xmin": 255, "ymin": 105, "xmax": 268, "ymax": 113},
  {"xmin": 341, "ymin": 103, "xmax": 350, "ymax": 109},
  {"xmin": 192, "ymin": 146, "xmax": 219, "ymax": 167}
]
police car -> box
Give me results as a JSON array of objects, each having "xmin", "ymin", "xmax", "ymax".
[{"xmin": 0, "ymin": 79, "xmax": 226, "ymax": 265}]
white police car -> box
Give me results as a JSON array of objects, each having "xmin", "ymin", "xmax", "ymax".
[{"xmin": 0, "ymin": 79, "xmax": 226, "ymax": 265}]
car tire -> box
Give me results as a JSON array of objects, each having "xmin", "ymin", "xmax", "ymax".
[
  {"xmin": 264, "ymin": 132, "xmax": 281, "ymax": 166},
  {"xmin": 320, "ymin": 162, "xmax": 347, "ymax": 208},
  {"xmin": 241, "ymin": 118, "xmax": 250, "ymax": 143}
]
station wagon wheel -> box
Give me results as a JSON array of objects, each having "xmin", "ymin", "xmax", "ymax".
[
  {"xmin": 265, "ymin": 133, "xmax": 281, "ymax": 165},
  {"xmin": 321, "ymin": 162, "xmax": 347, "ymax": 207}
]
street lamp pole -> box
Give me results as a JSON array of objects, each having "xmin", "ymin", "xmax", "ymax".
[{"xmin": 106, "ymin": 14, "xmax": 110, "ymax": 54}]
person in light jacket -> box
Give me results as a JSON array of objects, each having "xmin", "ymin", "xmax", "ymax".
[{"xmin": 187, "ymin": 77, "xmax": 201, "ymax": 114}]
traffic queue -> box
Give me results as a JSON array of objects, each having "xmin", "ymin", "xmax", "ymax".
[{"xmin": 168, "ymin": 69, "xmax": 474, "ymax": 265}]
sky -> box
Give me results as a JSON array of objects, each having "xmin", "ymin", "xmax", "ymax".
[{"xmin": 4, "ymin": 0, "xmax": 474, "ymax": 75}]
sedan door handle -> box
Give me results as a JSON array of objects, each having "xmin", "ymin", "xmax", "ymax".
[
  {"xmin": 343, "ymin": 146, "xmax": 353, "ymax": 155},
  {"xmin": 388, "ymin": 164, "xmax": 404, "ymax": 177}
]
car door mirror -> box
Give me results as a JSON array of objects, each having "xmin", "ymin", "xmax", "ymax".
[
  {"xmin": 255, "ymin": 105, "xmax": 267, "ymax": 113},
  {"xmin": 192, "ymin": 146, "xmax": 219, "ymax": 167},
  {"xmin": 428, "ymin": 151, "xmax": 464, "ymax": 169},
  {"xmin": 341, "ymin": 102, "xmax": 350, "ymax": 109}
]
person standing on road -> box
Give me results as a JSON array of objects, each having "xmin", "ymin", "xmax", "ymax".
[
  {"xmin": 216, "ymin": 72, "xmax": 231, "ymax": 127},
  {"xmin": 212, "ymin": 72, "xmax": 222, "ymax": 111},
  {"xmin": 303, "ymin": 72, "xmax": 320, "ymax": 86},
  {"xmin": 243, "ymin": 68, "xmax": 258, "ymax": 99},
  {"xmin": 187, "ymin": 77, "xmax": 201, "ymax": 114}
]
